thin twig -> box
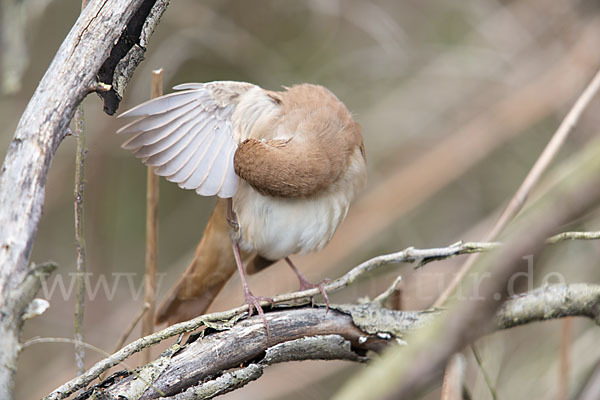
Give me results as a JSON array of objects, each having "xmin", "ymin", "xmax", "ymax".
[
  {"xmin": 278, "ymin": 241, "xmax": 501, "ymax": 305},
  {"xmin": 373, "ymin": 275, "xmax": 402, "ymax": 306},
  {"xmin": 98, "ymin": 302, "xmax": 150, "ymax": 381},
  {"xmin": 441, "ymin": 353, "xmax": 466, "ymax": 400},
  {"xmin": 558, "ymin": 317, "xmax": 573, "ymax": 400},
  {"xmin": 471, "ymin": 344, "xmax": 498, "ymax": 400},
  {"xmin": 24, "ymin": 337, "xmax": 166, "ymax": 397},
  {"xmin": 115, "ymin": 303, "xmax": 151, "ymax": 354},
  {"xmin": 432, "ymin": 68, "xmax": 600, "ymax": 400},
  {"xmin": 434, "ymin": 68, "xmax": 600, "ymax": 308},
  {"xmin": 546, "ymin": 231, "xmax": 600, "ymax": 244},
  {"xmin": 73, "ymin": 104, "xmax": 87, "ymax": 376},
  {"xmin": 142, "ymin": 68, "xmax": 163, "ymax": 364},
  {"xmin": 25, "ymin": 337, "xmax": 124, "ymax": 363},
  {"xmin": 488, "ymin": 68, "xmax": 600, "ymax": 240}
]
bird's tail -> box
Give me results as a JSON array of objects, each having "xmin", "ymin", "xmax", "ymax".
[{"xmin": 155, "ymin": 199, "xmax": 238, "ymax": 326}]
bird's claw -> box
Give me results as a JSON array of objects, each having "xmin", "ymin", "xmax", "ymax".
[
  {"xmin": 243, "ymin": 291, "xmax": 273, "ymax": 337},
  {"xmin": 299, "ymin": 278, "xmax": 331, "ymax": 313}
]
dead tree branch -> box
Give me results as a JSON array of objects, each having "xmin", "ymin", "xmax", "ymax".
[
  {"xmin": 45, "ymin": 239, "xmax": 495, "ymax": 400},
  {"xmin": 0, "ymin": 0, "xmax": 170, "ymax": 397},
  {"xmin": 546, "ymin": 231, "xmax": 600, "ymax": 244},
  {"xmin": 497, "ymin": 284, "xmax": 600, "ymax": 328},
  {"xmin": 41, "ymin": 229, "xmax": 600, "ymax": 400},
  {"xmin": 41, "ymin": 283, "xmax": 600, "ymax": 400}
]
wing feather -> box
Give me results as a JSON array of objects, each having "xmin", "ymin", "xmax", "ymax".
[
  {"xmin": 117, "ymin": 82, "xmax": 262, "ymax": 198},
  {"xmin": 167, "ymin": 127, "xmax": 218, "ymax": 183},
  {"xmin": 118, "ymin": 90, "xmax": 202, "ymax": 118},
  {"xmin": 180, "ymin": 127, "xmax": 228, "ymax": 190},
  {"xmin": 127, "ymin": 107, "xmax": 203, "ymax": 155},
  {"xmin": 143, "ymin": 118, "xmax": 206, "ymax": 167},
  {"xmin": 172, "ymin": 83, "xmax": 205, "ymax": 90},
  {"xmin": 201, "ymin": 136, "xmax": 236, "ymax": 196},
  {"xmin": 119, "ymin": 100, "xmax": 198, "ymax": 139},
  {"xmin": 217, "ymin": 141, "xmax": 239, "ymax": 198},
  {"xmin": 152, "ymin": 118, "xmax": 216, "ymax": 175}
]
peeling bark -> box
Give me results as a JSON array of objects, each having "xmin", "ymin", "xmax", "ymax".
[{"xmin": 0, "ymin": 0, "xmax": 169, "ymax": 397}]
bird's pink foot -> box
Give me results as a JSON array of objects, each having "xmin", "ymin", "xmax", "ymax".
[
  {"xmin": 297, "ymin": 276, "xmax": 331, "ymax": 312},
  {"xmin": 285, "ymin": 256, "xmax": 330, "ymax": 312},
  {"xmin": 243, "ymin": 289, "xmax": 273, "ymax": 337}
]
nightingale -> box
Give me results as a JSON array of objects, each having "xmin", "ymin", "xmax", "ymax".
[{"xmin": 118, "ymin": 81, "xmax": 367, "ymax": 331}]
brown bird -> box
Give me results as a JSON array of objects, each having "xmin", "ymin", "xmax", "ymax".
[{"xmin": 118, "ymin": 82, "xmax": 367, "ymax": 330}]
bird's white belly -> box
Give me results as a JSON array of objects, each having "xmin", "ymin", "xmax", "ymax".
[{"xmin": 232, "ymin": 183, "xmax": 349, "ymax": 260}]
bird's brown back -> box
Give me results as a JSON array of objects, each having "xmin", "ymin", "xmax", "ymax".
[{"xmin": 234, "ymin": 84, "xmax": 364, "ymax": 198}]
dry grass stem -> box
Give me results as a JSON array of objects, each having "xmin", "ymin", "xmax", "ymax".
[
  {"xmin": 142, "ymin": 68, "xmax": 163, "ymax": 364},
  {"xmin": 434, "ymin": 68, "xmax": 600, "ymax": 308},
  {"xmin": 73, "ymin": 104, "xmax": 87, "ymax": 376}
]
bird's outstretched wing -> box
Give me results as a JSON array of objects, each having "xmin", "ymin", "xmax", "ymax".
[{"xmin": 117, "ymin": 81, "xmax": 256, "ymax": 198}]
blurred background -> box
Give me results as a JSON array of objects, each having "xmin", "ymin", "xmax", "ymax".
[{"xmin": 2, "ymin": 0, "xmax": 600, "ymax": 399}]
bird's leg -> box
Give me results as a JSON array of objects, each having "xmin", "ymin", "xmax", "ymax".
[
  {"xmin": 285, "ymin": 257, "xmax": 330, "ymax": 312},
  {"xmin": 226, "ymin": 197, "xmax": 239, "ymax": 231},
  {"xmin": 232, "ymin": 240, "xmax": 273, "ymax": 336}
]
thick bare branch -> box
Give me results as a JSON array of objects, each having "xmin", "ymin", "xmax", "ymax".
[
  {"xmin": 0, "ymin": 0, "xmax": 169, "ymax": 397},
  {"xmin": 157, "ymin": 335, "xmax": 365, "ymax": 400},
  {"xmin": 42, "ymin": 241, "xmax": 497, "ymax": 400},
  {"xmin": 41, "ymin": 228, "xmax": 600, "ymax": 400},
  {"xmin": 497, "ymin": 284, "xmax": 600, "ymax": 328},
  {"xmin": 44, "ymin": 283, "xmax": 600, "ymax": 400}
]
